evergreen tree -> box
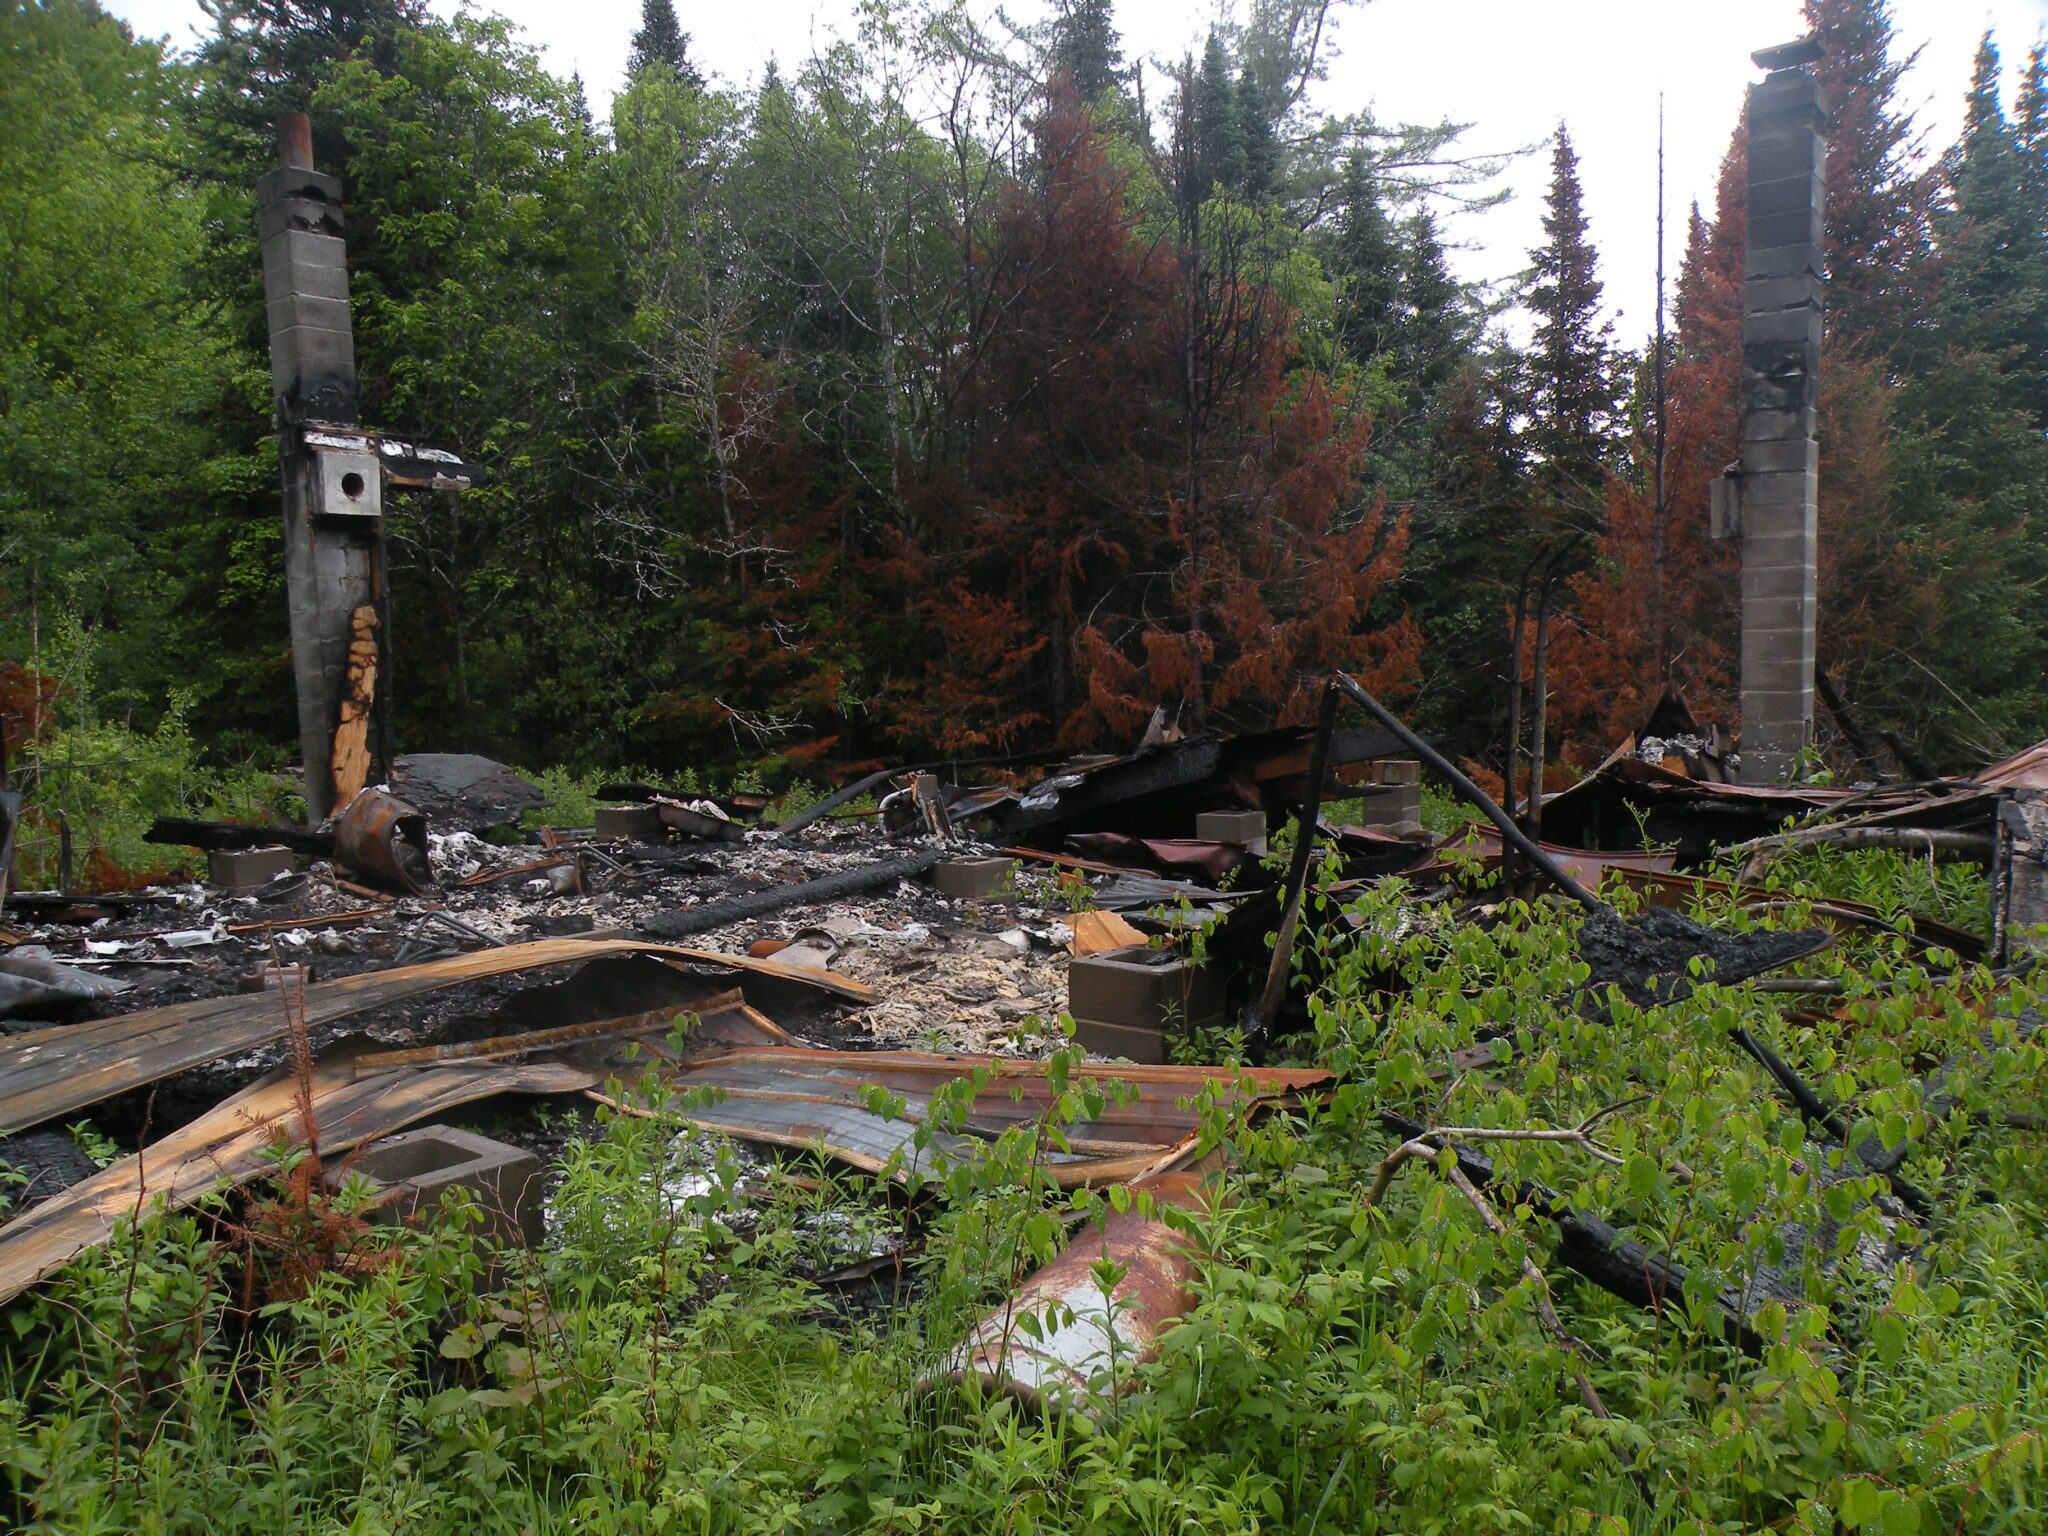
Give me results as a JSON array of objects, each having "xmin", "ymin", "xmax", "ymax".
[
  {"xmin": 1234, "ymin": 64, "xmax": 1278, "ymax": 197},
  {"xmin": 1050, "ymin": 0, "xmax": 1123, "ymax": 104},
  {"xmin": 1522, "ymin": 125, "xmax": 1618, "ymax": 533},
  {"xmin": 630, "ymin": 0, "xmax": 699, "ymax": 86},
  {"xmin": 2016, "ymin": 37, "xmax": 2048, "ymax": 216},
  {"xmin": 1936, "ymin": 31, "xmax": 2048, "ymax": 423},
  {"xmin": 1191, "ymin": 33, "xmax": 1243, "ymax": 202},
  {"xmin": 1328, "ymin": 155, "xmax": 1402, "ymax": 365},
  {"xmin": 1396, "ymin": 210, "xmax": 1467, "ymax": 403},
  {"xmin": 1804, "ymin": 0, "xmax": 1933, "ymax": 358}
]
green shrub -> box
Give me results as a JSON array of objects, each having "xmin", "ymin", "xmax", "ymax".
[{"xmin": 1, "ymin": 879, "xmax": 2043, "ymax": 1532}]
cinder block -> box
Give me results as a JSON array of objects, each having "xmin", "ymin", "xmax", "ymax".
[
  {"xmin": 1745, "ymin": 243, "xmax": 1824, "ymax": 281},
  {"xmin": 267, "ymin": 292, "xmax": 353, "ymax": 336},
  {"xmin": 1740, "ymin": 407, "xmax": 1817, "ymax": 442},
  {"xmin": 1196, "ymin": 809, "xmax": 1268, "ymax": 850},
  {"xmin": 1745, "ymin": 173, "xmax": 1824, "ymax": 221},
  {"xmin": 269, "ymin": 323, "xmax": 356, "ymax": 381},
  {"xmin": 1353, "ymin": 781, "xmax": 1423, "ymax": 836},
  {"xmin": 593, "ymin": 803, "xmax": 663, "ymax": 840},
  {"xmin": 1743, "ymin": 274, "xmax": 1824, "ymax": 316},
  {"xmin": 256, "ymin": 165, "xmax": 344, "ymax": 206},
  {"xmin": 1741, "ymin": 565, "xmax": 1815, "ymax": 604},
  {"xmin": 1746, "ymin": 134, "xmax": 1826, "ymax": 185},
  {"xmin": 338, "ymin": 1124, "xmax": 545, "ymax": 1251},
  {"xmin": 1073, "ymin": 1014, "xmax": 1169, "ymax": 1064},
  {"xmin": 1741, "ymin": 439, "xmax": 1818, "ymax": 476},
  {"xmin": 1748, "ymin": 205, "xmax": 1824, "ymax": 252},
  {"xmin": 209, "ymin": 845, "xmax": 298, "ymax": 894},
  {"xmin": 1069, "ymin": 945, "xmax": 1224, "ymax": 1034},
  {"xmin": 2003, "ymin": 790, "xmax": 2048, "ymax": 958},
  {"xmin": 1748, "ymin": 72, "xmax": 1826, "ymax": 115},
  {"xmin": 1367, "ymin": 759, "xmax": 1422, "ymax": 786},
  {"xmin": 932, "ymin": 856, "xmax": 1018, "ymax": 900},
  {"xmin": 1738, "ymin": 469, "xmax": 1818, "ymax": 509},
  {"xmin": 1741, "ymin": 307, "xmax": 1823, "ymax": 347}
]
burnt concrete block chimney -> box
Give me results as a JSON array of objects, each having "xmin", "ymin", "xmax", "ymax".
[
  {"xmin": 256, "ymin": 113, "xmax": 384, "ymax": 823},
  {"xmin": 1737, "ymin": 50, "xmax": 1827, "ymax": 784}
]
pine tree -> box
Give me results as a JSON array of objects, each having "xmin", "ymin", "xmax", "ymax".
[
  {"xmin": 1804, "ymin": 0, "xmax": 1933, "ymax": 358},
  {"xmin": 1523, "ymin": 125, "xmax": 1618, "ymax": 533},
  {"xmin": 1938, "ymin": 33, "xmax": 2048, "ymax": 425},
  {"xmin": 1192, "ymin": 33, "xmax": 1243, "ymax": 202},
  {"xmin": 1051, "ymin": 0, "xmax": 1123, "ymax": 104},
  {"xmin": 1329, "ymin": 155, "xmax": 1402, "ymax": 364},
  {"xmin": 2016, "ymin": 38, "xmax": 2048, "ymax": 216},
  {"xmin": 630, "ymin": 0, "xmax": 699, "ymax": 86}
]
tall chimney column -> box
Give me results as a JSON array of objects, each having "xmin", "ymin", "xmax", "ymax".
[
  {"xmin": 1737, "ymin": 57, "xmax": 1828, "ymax": 784},
  {"xmin": 256, "ymin": 113, "xmax": 384, "ymax": 823}
]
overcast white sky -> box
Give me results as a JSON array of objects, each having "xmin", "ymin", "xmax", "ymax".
[{"xmin": 108, "ymin": 0, "xmax": 2048, "ymax": 346}]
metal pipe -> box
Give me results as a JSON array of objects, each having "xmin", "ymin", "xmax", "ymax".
[
  {"xmin": 1327, "ymin": 672, "xmax": 1606, "ymax": 914},
  {"xmin": 279, "ymin": 111, "xmax": 313, "ymax": 170},
  {"xmin": 1249, "ymin": 683, "xmax": 1340, "ymax": 1037}
]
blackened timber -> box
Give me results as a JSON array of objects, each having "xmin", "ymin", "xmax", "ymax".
[
  {"xmin": 994, "ymin": 725, "xmax": 1402, "ymax": 841},
  {"xmin": 146, "ymin": 817, "xmax": 335, "ymax": 858},
  {"xmin": 639, "ymin": 850, "xmax": 945, "ymax": 939},
  {"xmin": 1248, "ymin": 685, "xmax": 1341, "ymax": 1038},
  {"xmin": 1379, "ymin": 1111, "xmax": 1764, "ymax": 1355}
]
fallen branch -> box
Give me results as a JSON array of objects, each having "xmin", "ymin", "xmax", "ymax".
[
  {"xmin": 1734, "ymin": 824, "xmax": 1994, "ymax": 888},
  {"xmin": 1359, "ymin": 1115, "xmax": 1621, "ymax": 1426},
  {"xmin": 1729, "ymin": 1024, "xmax": 1933, "ymax": 1219},
  {"xmin": 1376, "ymin": 1110, "xmax": 1762, "ymax": 1356}
]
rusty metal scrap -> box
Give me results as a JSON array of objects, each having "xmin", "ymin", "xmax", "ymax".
[
  {"xmin": 580, "ymin": 1032, "xmax": 1328, "ymax": 1188},
  {"xmin": 945, "ymin": 1171, "xmax": 1208, "ymax": 1407},
  {"xmin": 0, "ymin": 936, "xmax": 875, "ymax": 1138},
  {"xmin": 0, "ymin": 1045, "xmax": 596, "ymax": 1305},
  {"xmin": 334, "ymin": 787, "xmax": 435, "ymax": 894},
  {"xmin": 1979, "ymin": 737, "xmax": 2048, "ymax": 791}
]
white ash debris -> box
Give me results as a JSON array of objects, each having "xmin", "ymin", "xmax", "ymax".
[{"xmin": 15, "ymin": 823, "xmax": 1119, "ymax": 1061}]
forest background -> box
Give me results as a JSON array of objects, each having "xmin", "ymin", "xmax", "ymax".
[{"xmin": 4, "ymin": 0, "xmax": 2048, "ymax": 812}]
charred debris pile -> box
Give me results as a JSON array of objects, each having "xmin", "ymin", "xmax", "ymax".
[{"xmin": 0, "ymin": 678, "xmax": 2043, "ymax": 1401}]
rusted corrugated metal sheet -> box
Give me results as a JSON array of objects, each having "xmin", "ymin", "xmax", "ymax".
[
  {"xmin": 590, "ymin": 1040, "xmax": 1327, "ymax": 1189},
  {"xmin": 0, "ymin": 1047, "xmax": 599, "ymax": 1304},
  {"xmin": 1978, "ymin": 738, "xmax": 2048, "ymax": 790},
  {"xmin": 0, "ymin": 937, "xmax": 874, "ymax": 1138}
]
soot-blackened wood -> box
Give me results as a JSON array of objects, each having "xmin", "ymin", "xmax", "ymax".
[
  {"xmin": 639, "ymin": 850, "xmax": 944, "ymax": 938},
  {"xmin": 1247, "ymin": 684, "xmax": 1340, "ymax": 1039},
  {"xmin": 1730, "ymin": 1024, "xmax": 1933, "ymax": 1218},
  {"xmin": 146, "ymin": 818, "xmax": 335, "ymax": 857},
  {"xmin": 1378, "ymin": 1111, "xmax": 1763, "ymax": 1355}
]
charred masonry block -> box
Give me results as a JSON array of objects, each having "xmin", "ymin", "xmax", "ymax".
[
  {"xmin": 932, "ymin": 856, "xmax": 1018, "ymax": 900},
  {"xmin": 1353, "ymin": 764, "xmax": 1425, "ymax": 836},
  {"xmin": 208, "ymin": 845, "xmax": 298, "ymax": 895},
  {"xmin": 2002, "ymin": 790, "xmax": 2048, "ymax": 959},
  {"xmin": 338, "ymin": 1124, "xmax": 545, "ymax": 1252},
  {"xmin": 1073, "ymin": 1015, "xmax": 1174, "ymax": 1066},
  {"xmin": 1739, "ymin": 62, "xmax": 1826, "ymax": 786},
  {"xmin": 593, "ymin": 803, "xmax": 664, "ymax": 840},
  {"xmin": 1195, "ymin": 809, "xmax": 1268, "ymax": 851},
  {"xmin": 1069, "ymin": 945, "xmax": 1224, "ymax": 1048}
]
